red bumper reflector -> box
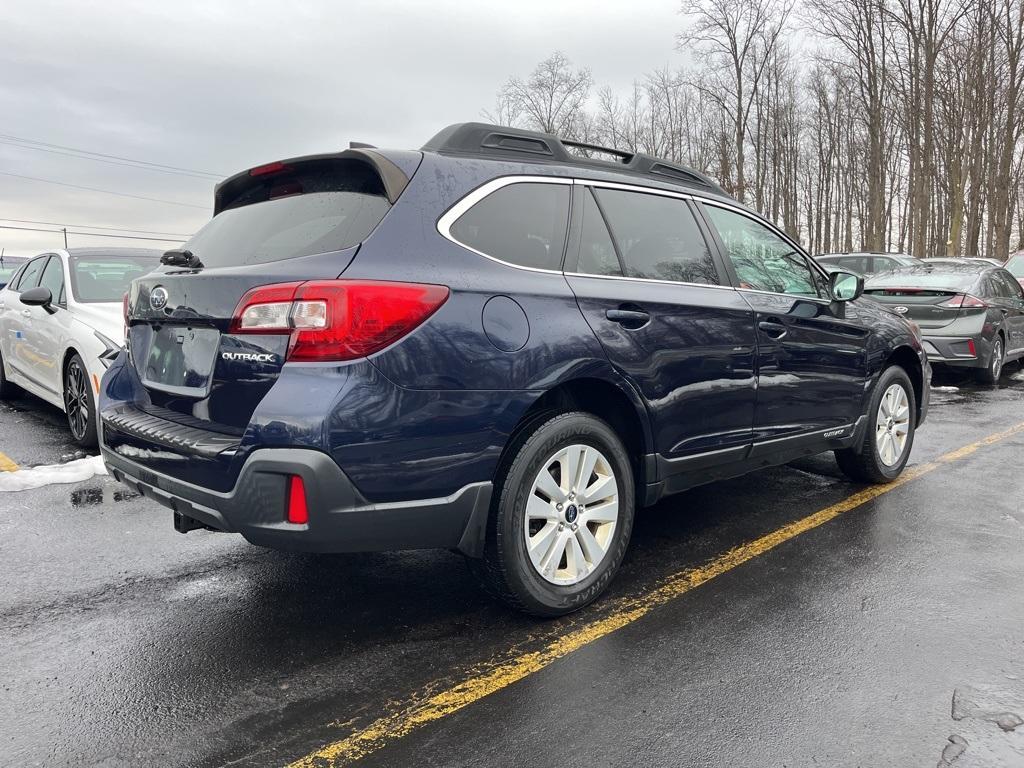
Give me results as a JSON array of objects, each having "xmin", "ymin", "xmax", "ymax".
[
  {"xmin": 967, "ymin": 339, "xmax": 976, "ymax": 356},
  {"xmin": 287, "ymin": 475, "xmax": 309, "ymax": 524}
]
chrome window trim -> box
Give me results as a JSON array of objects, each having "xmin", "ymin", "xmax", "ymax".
[
  {"xmin": 572, "ymin": 177, "xmax": 694, "ymax": 201},
  {"xmin": 436, "ymin": 175, "xmax": 573, "ymax": 275}
]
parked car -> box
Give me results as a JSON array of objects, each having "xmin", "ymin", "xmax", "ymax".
[
  {"xmin": 924, "ymin": 256, "xmax": 1004, "ymax": 267},
  {"xmin": 1003, "ymin": 251, "xmax": 1024, "ymax": 289},
  {"xmin": 864, "ymin": 261, "xmax": 1024, "ymax": 383},
  {"xmin": 0, "ymin": 256, "xmax": 27, "ymax": 289},
  {"xmin": 99, "ymin": 122, "xmax": 929, "ymax": 616},
  {"xmin": 817, "ymin": 252, "xmax": 918, "ymax": 275},
  {"xmin": 0, "ymin": 248, "xmax": 161, "ymax": 445}
]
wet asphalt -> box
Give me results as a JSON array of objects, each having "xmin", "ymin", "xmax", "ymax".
[{"xmin": 1, "ymin": 368, "xmax": 1023, "ymax": 767}]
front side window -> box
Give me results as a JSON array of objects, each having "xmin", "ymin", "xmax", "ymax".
[
  {"xmin": 704, "ymin": 205, "xmax": 821, "ymax": 297},
  {"xmin": 38, "ymin": 256, "xmax": 66, "ymax": 305},
  {"xmin": 592, "ymin": 188, "xmax": 719, "ymax": 285},
  {"xmin": 12, "ymin": 256, "xmax": 47, "ymax": 293},
  {"xmin": 449, "ymin": 182, "xmax": 570, "ymax": 270}
]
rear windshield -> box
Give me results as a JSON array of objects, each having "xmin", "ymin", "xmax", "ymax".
[
  {"xmin": 71, "ymin": 255, "xmax": 158, "ymax": 303},
  {"xmin": 865, "ymin": 268, "xmax": 980, "ymax": 293},
  {"xmin": 184, "ymin": 160, "xmax": 391, "ymax": 268}
]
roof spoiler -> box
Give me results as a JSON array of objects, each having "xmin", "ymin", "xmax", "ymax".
[{"xmin": 213, "ymin": 148, "xmax": 412, "ymax": 215}]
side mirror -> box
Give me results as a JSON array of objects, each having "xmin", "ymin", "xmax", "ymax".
[
  {"xmin": 829, "ymin": 270, "xmax": 863, "ymax": 302},
  {"xmin": 20, "ymin": 286, "xmax": 56, "ymax": 314}
]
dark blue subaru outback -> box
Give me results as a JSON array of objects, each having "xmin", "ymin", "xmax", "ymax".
[{"xmin": 99, "ymin": 123, "xmax": 929, "ymax": 616}]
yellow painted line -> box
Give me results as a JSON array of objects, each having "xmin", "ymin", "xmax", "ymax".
[
  {"xmin": 288, "ymin": 421, "xmax": 1024, "ymax": 768},
  {"xmin": 0, "ymin": 451, "xmax": 18, "ymax": 473}
]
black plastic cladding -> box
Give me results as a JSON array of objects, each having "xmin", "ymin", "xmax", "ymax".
[{"xmin": 421, "ymin": 122, "xmax": 725, "ymax": 195}]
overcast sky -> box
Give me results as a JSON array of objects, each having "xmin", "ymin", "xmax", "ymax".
[{"xmin": 0, "ymin": 0, "xmax": 687, "ymax": 257}]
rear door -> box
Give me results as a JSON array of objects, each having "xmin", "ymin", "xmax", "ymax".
[
  {"xmin": 565, "ymin": 183, "xmax": 756, "ymax": 461},
  {"xmin": 698, "ymin": 202, "xmax": 869, "ymax": 443},
  {"xmin": 988, "ymin": 269, "xmax": 1024, "ymax": 356}
]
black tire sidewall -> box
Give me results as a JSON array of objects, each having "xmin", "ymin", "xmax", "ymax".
[
  {"xmin": 65, "ymin": 354, "xmax": 98, "ymax": 448},
  {"xmin": 494, "ymin": 413, "xmax": 634, "ymax": 616},
  {"xmin": 866, "ymin": 366, "xmax": 916, "ymax": 480}
]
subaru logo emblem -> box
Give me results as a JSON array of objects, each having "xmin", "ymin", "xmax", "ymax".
[
  {"xmin": 150, "ymin": 287, "xmax": 169, "ymax": 311},
  {"xmin": 893, "ymin": 306, "xmax": 909, "ymax": 314}
]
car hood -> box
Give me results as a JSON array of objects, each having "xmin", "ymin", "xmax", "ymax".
[{"xmin": 72, "ymin": 302, "xmax": 124, "ymax": 344}]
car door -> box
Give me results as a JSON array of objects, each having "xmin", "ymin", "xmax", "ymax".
[
  {"xmin": 988, "ymin": 269, "xmax": 1024, "ymax": 357},
  {"xmin": 565, "ymin": 183, "xmax": 757, "ymax": 464},
  {"xmin": 26, "ymin": 255, "xmax": 69, "ymax": 394},
  {"xmin": 697, "ymin": 202, "xmax": 870, "ymax": 447},
  {"xmin": 2, "ymin": 255, "xmax": 47, "ymax": 381}
]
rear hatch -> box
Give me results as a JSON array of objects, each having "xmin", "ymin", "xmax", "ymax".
[
  {"xmin": 863, "ymin": 267, "xmax": 985, "ymax": 330},
  {"xmin": 125, "ymin": 154, "xmax": 400, "ymax": 434}
]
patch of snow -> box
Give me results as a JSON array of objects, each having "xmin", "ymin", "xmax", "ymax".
[
  {"xmin": 931, "ymin": 385, "xmax": 960, "ymax": 392},
  {"xmin": 0, "ymin": 455, "xmax": 107, "ymax": 492}
]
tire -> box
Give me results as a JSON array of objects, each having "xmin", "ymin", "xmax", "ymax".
[
  {"xmin": 975, "ymin": 334, "xmax": 1004, "ymax": 385},
  {"xmin": 63, "ymin": 353, "xmax": 98, "ymax": 448},
  {"xmin": 470, "ymin": 411, "xmax": 635, "ymax": 617},
  {"xmin": 835, "ymin": 365, "xmax": 916, "ymax": 484},
  {"xmin": 0, "ymin": 348, "xmax": 20, "ymax": 400}
]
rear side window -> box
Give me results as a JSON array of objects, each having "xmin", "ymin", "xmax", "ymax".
[
  {"xmin": 830, "ymin": 255, "xmax": 870, "ymax": 273},
  {"xmin": 185, "ymin": 159, "xmax": 391, "ymax": 268},
  {"xmin": 449, "ymin": 182, "xmax": 570, "ymax": 270},
  {"xmin": 993, "ymin": 269, "xmax": 1023, "ymax": 299},
  {"xmin": 577, "ymin": 189, "xmax": 621, "ymax": 276},
  {"xmin": 592, "ymin": 188, "xmax": 719, "ymax": 285},
  {"xmin": 12, "ymin": 256, "xmax": 47, "ymax": 292}
]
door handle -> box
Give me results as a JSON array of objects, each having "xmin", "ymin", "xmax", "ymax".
[
  {"xmin": 758, "ymin": 319, "xmax": 787, "ymax": 339},
  {"xmin": 606, "ymin": 308, "xmax": 650, "ymax": 328}
]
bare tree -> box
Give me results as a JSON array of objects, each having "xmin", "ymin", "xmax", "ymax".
[
  {"xmin": 678, "ymin": 0, "xmax": 793, "ymax": 202},
  {"xmin": 487, "ymin": 52, "xmax": 592, "ymax": 139}
]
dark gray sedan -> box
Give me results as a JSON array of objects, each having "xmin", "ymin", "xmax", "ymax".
[{"xmin": 864, "ymin": 262, "xmax": 1024, "ymax": 383}]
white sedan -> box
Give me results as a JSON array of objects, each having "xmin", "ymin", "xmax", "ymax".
[{"xmin": 0, "ymin": 248, "xmax": 161, "ymax": 446}]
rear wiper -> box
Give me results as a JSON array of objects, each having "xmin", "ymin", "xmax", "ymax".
[{"xmin": 161, "ymin": 249, "xmax": 204, "ymax": 269}]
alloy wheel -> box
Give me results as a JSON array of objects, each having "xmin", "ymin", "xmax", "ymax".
[
  {"xmin": 64, "ymin": 361, "xmax": 90, "ymax": 441},
  {"xmin": 524, "ymin": 443, "xmax": 619, "ymax": 586},
  {"xmin": 875, "ymin": 383, "xmax": 910, "ymax": 467},
  {"xmin": 991, "ymin": 338, "xmax": 1003, "ymax": 381}
]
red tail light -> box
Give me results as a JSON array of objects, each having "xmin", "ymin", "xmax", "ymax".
[
  {"xmin": 249, "ymin": 161, "xmax": 291, "ymax": 177},
  {"xmin": 287, "ymin": 475, "xmax": 309, "ymax": 525},
  {"xmin": 230, "ymin": 280, "xmax": 450, "ymax": 362},
  {"xmin": 937, "ymin": 293, "xmax": 987, "ymax": 308}
]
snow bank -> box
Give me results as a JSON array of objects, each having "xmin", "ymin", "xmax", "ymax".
[{"xmin": 0, "ymin": 455, "xmax": 107, "ymax": 492}]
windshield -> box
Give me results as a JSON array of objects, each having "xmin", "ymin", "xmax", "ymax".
[
  {"xmin": 0, "ymin": 263, "xmax": 22, "ymax": 284},
  {"xmin": 70, "ymin": 255, "xmax": 158, "ymax": 303}
]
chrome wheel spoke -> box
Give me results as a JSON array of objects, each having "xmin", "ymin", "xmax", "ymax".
[
  {"xmin": 525, "ymin": 442, "xmax": 619, "ymax": 586},
  {"xmin": 875, "ymin": 383, "xmax": 910, "ymax": 467}
]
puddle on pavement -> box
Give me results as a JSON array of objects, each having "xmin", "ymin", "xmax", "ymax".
[{"xmin": 69, "ymin": 485, "xmax": 140, "ymax": 507}]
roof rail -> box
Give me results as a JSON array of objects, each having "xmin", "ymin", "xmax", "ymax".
[{"xmin": 421, "ymin": 122, "xmax": 723, "ymax": 195}]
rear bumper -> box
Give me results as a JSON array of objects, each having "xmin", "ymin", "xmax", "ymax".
[
  {"xmin": 101, "ymin": 444, "xmax": 493, "ymax": 556},
  {"xmin": 921, "ymin": 334, "xmax": 988, "ymax": 367}
]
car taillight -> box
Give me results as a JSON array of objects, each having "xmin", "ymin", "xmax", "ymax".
[
  {"xmin": 937, "ymin": 293, "xmax": 987, "ymax": 308},
  {"xmin": 230, "ymin": 280, "xmax": 450, "ymax": 362}
]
